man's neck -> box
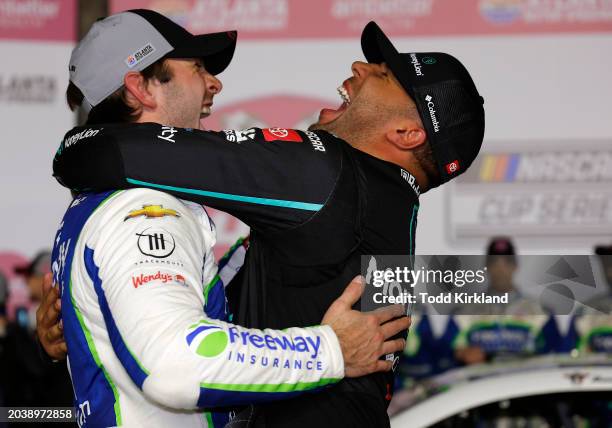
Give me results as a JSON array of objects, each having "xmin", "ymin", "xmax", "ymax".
[
  {"xmin": 347, "ymin": 138, "xmax": 429, "ymax": 192},
  {"xmin": 136, "ymin": 113, "xmax": 163, "ymax": 125}
]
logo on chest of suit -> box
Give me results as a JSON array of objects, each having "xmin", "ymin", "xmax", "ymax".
[
  {"xmin": 400, "ymin": 169, "xmax": 421, "ymax": 196},
  {"xmin": 125, "ymin": 205, "xmax": 181, "ymax": 221},
  {"xmin": 223, "ymin": 128, "xmax": 256, "ymax": 143},
  {"xmin": 131, "ymin": 270, "xmax": 187, "ymax": 288},
  {"xmin": 136, "ymin": 227, "xmax": 175, "ymax": 258},
  {"xmin": 262, "ymin": 127, "xmax": 303, "ymax": 142}
]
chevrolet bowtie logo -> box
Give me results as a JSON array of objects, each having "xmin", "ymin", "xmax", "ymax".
[{"xmin": 124, "ymin": 205, "xmax": 181, "ymax": 221}]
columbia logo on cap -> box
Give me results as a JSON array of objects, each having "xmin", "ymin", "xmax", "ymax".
[{"xmin": 425, "ymin": 95, "xmax": 440, "ymax": 133}]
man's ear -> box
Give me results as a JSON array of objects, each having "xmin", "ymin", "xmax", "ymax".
[
  {"xmin": 123, "ymin": 72, "xmax": 157, "ymax": 110},
  {"xmin": 385, "ymin": 123, "xmax": 427, "ymax": 151}
]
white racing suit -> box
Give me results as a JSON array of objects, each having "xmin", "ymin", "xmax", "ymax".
[{"xmin": 51, "ymin": 189, "xmax": 344, "ymax": 428}]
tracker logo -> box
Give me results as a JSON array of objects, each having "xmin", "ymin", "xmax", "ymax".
[
  {"xmin": 136, "ymin": 227, "xmax": 176, "ymax": 258},
  {"xmin": 446, "ymin": 160, "xmax": 460, "ymax": 175},
  {"xmin": 410, "ymin": 53, "xmax": 424, "ymax": 77},
  {"xmin": 134, "ymin": 259, "xmax": 184, "ymax": 268},
  {"xmin": 425, "ymin": 95, "xmax": 440, "ymax": 133},
  {"xmin": 262, "ymin": 127, "xmax": 302, "ymax": 142},
  {"xmin": 125, "ymin": 43, "xmax": 156, "ymax": 69}
]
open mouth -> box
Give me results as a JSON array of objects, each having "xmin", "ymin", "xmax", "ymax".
[
  {"xmin": 200, "ymin": 104, "xmax": 212, "ymax": 117},
  {"xmin": 317, "ymin": 81, "xmax": 352, "ymax": 125},
  {"xmin": 338, "ymin": 84, "xmax": 351, "ymax": 105}
]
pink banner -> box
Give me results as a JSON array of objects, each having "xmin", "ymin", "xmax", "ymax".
[
  {"xmin": 0, "ymin": 0, "xmax": 76, "ymax": 42},
  {"xmin": 111, "ymin": 0, "xmax": 612, "ymax": 38}
]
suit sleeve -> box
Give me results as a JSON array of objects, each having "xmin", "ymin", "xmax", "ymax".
[
  {"xmin": 54, "ymin": 124, "xmax": 341, "ymax": 232},
  {"xmin": 80, "ymin": 189, "xmax": 344, "ymax": 409}
]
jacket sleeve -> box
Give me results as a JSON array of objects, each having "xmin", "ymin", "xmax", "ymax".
[
  {"xmin": 54, "ymin": 123, "xmax": 341, "ymax": 232},
  {"xmin": 77, "ymin": 189, "xmax": 344, "ymax": 409}
]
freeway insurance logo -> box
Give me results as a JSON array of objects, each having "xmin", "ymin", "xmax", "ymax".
[{"xmin": 186, "ymin": 320, "xmax": 229, "ymax": 358}]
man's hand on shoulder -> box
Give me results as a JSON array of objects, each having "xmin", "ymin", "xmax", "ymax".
[{"xmin": 322, "ymin": 276, "xmax": 410, "ymax": 378}]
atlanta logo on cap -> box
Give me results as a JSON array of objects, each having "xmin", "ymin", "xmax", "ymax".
[{"xmin": 126, "ymin": 55, "xmax": 137, "ymax": 67}]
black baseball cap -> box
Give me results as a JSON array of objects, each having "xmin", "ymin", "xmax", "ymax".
[
  {"xmin": 486, "ymin": 237, "xmax": 516, "ymax": 266},
  {"xmin": 70, "ymin": 9, "xmax": 237, "ymax": 112},
  {"xmin": 361, "ymin": 21, "xmax": 485, "ymax": 186},
  {"xmin": 487, "ymin": 237, "xmax": 516, "ymax": 256}
]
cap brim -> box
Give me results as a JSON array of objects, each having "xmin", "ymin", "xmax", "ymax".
[
  {"xmin": 361, "ymin": 21, "xmax": 397, "ymax": 64},
  {"xmin": 168, "ymin": 30, "xmax": 237, "ymax": 75},
  {"xmin": 361, "ymin": 22, "xmax": 416, "ymax": 99}
]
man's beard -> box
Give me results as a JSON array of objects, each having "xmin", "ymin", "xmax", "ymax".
[
  {"xmin": 161, "ymin": 82, "xmax": 202, "ymax": 129},
  {"xmin": 308, "ymin": 102, "xmax": 378, "ymax": 146}
]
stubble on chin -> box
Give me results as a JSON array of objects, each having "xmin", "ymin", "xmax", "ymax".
[
  {"xmin": 311, "ymin": 108, "xmax": 380, "ymax": 149},
  {"xmin": 161, "ymin": 83, "xmax": 202, "ymax": 129}
]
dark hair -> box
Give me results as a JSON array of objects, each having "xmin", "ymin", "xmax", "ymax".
[
  {"xmin": 66, "ymin": 59, "xmax": 173, "ymax": 125},
  {"xmin": 485, "ymin": 237, "xmax": 517, "ymax": 266},
  {"xmin": 413, "ymin": 141, "xmax": 441, "ymax": 189}
]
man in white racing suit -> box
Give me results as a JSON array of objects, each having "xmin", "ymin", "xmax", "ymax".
[{"xmin": 54, "ymin": 189, "xmax": 355, "ymax": 427}]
